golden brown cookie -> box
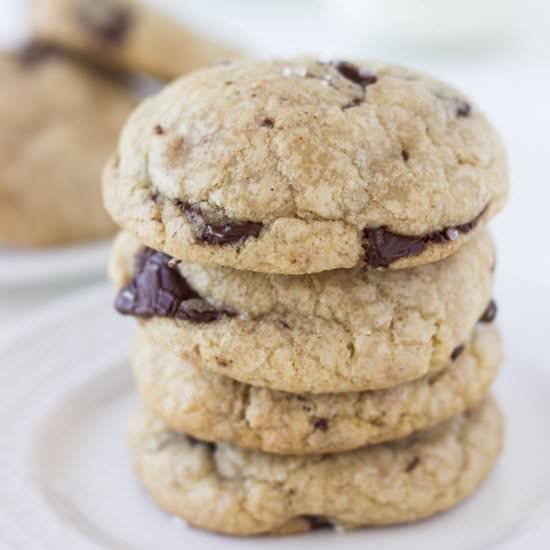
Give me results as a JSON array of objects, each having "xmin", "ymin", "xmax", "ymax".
[
  {"xmin": 104, "ymin": 58, "xmax": 508, "ymax": 274},
  {"xmin": 129, "ymin": 398, "xmax": 503, "ymax": 536},
  {"xmin": 0, "ymin": 45, "xmax": 135, "ymax": 246},
  {"xmin": 32, "ymin": 0, "xmax": 236, "ymax": 80},
  {"xmin": 111, "ymin": 230, "xmax": 496, "ymax": 392},
  {"xmin": 132, "ymin": 323, "xmax": 501, "ymax": 454}
]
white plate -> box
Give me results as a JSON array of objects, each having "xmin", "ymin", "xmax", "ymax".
[
  {"xmin": 0, "ymin": 240, "xmax": 111, "ymax": 288},
  {"xmin": 0, "ymin": 281, "xmax": 549, "ymax": 550}
]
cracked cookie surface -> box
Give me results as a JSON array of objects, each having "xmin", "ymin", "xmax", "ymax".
[
  {"xmin": 129, "ymin": 398, "xmax": 503, "ymax": 535},
  {"xmin": 132, "ymin": 323, "xmax": 501, "ymax": 454},
  {"xmin": 111, "ymin": 229, "xmax": 496, "ymax": 392},
  {"xmin": 0, "ymin": 45, "xmax": 135, "ymax": 246},
  {"xmin": 32, "ymin": 0, "xmax": 235, "ymax": 80},
  {"xmin": 103, "ymin": 58, "xmax": 508, "ymax": 274}
]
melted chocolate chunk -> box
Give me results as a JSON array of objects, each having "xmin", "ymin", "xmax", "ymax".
[
  {"xmin": 303, "ymin": 515, "xmax": 332, "ymax": 530},
  {"xmin": 330, "ymin": 60, "xmax": 377, "ymax": 89},
  {"xmin": 261, "ymin": 117, "xmax": 274, "ymax": 128},
  {"xmin": 154, "ymin": 124, "xmax": 164, "ymax": 135},
  {"xmin": 451, "ymin": 345, "xmax": 465, "ymax": 361},
  {"xmin": 115, "ymin": 247, "xmax": 233, "ymax": 323},
  {"xmin": 177, "ymin": 201, "xmax": 263, "ymax": 246},
  {"xmin": 405, "ymin": 456, "xmax": 421, "ymax": 473},
  {"xmin": 479, "ymin": 300, "xmax": 497, "ymax": 323},
  {"xmin": 312, "ymin": 418, "xmax": 329, "ymax": 432},
  {"xmin": 78, "ymin": 0, "xmax": 132, "ymax": 44},
  {"xmin": 363, "ymin": 206, "xmax": 487, "ymax": 268},
  {"xmin": 401, "ymin": 150, "xmax": 410, "ymax": 161},
  {"xmin": 16, "ymin": 42, "xmax": 61, "ymax": 65}
]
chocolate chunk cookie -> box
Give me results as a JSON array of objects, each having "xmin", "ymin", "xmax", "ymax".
[
  {"xmin": 32, "ymin": 0, "xmax": 236, "ymax": 80},
  {"xmin": 103, "ymin": 58, "xmax": 508, "ymax": 274},
  {"xmin": 132, "ymin": 323, "xmax": 501, "ymax": 454},
  {"xmin": 0, "ymin": 46, "xmax": 135, "ymax": 246},
  {"xmin": 110, "ymin": 230, "xmax": 496, "ymax": 393},
  {"xmin": 129, "ymin": 398, "xmax": 503, "ymax": 535}
]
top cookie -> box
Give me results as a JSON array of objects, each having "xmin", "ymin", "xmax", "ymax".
[
  {"xmin": 103, "ymin": 58, "xmax": 508, "ymax": 274},
  {"xmin": 32, "ymin": 0, "xmax": 236, "ymax": 81}
]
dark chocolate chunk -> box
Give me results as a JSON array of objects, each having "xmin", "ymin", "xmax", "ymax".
[
  {"xmin": 261, "ymin": 117, "xmax": 274, "ymax": 128},
  {"xmin": 363, "ymin": 228, "xmax": 427, "ymax": 268},
  {"xmin": 312, "ymin": 418, "xmax": 329, "ymax": 432},
  {"xmin": 16, "ymin": 42, "xmax": 60, "ymax": 65},
  {"xmin": 77, "ymin": 0, "xmax": 132, "ymax": 44},
  {"xmin": 303, "ymin": 515, "xmax": 332, "ymax": 530},
  {"xmin": 405, "ymin": 456, "xmax": 421, "ymax": 473},
  {"xmin": 154, "ymin": 124, "xmax": 164, "ymax": 135},
  {"xmin": 330, "ymin": 60, "xmax": 377, "ymax": 89},
  {"xmin": 363, "ymin": 206, "xmax": 487, "ymax": 268},
  {"xmin": 451, "ymin": 345, "xmax": 465, "ymax": 361},
  {"xmin": 176, "ymin": 201, "xmax": 263, "ymax": 246},
  {"xmin": 479, "ymin": 300, "xmax": 497, "ymax": 323},
  {"xmin": 401, "ymin": 150, "xmax": 410, "ymax": 161},
  {"xmin": 115, "ymin": 247, "xmax": 234, "ymax": 323}
]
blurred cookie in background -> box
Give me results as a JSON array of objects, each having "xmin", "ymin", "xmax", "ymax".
[
  {"xmin": 0, "ymin": 43, "xmax": 136, "ymax": 247},
  {"xmin": 32, "ymin": 0, "xmax": 238, "ymax": 81}
]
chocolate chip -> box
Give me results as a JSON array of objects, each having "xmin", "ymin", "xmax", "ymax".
[
  {"xmin": 303, "ymin": 515, "xmax": 332, "ymax": 530},
  {"xmin": 115, "ymin": 247, "xmax": 234, "ymax": 323},
  {"xmin": 154, "ymin": 124, "xmax": 164, "ymax": 135},
  {"xmin": 176, "ymin": 201, "xmax": 263, "ymax": 246},
  {"xmin": 363, "ymin": 206, "xmax": 488, "ymax": 268},
  {"xmin": 16, "ymin": 42, "xmax": 60, "ymax": 66},
  {"xmin": 456, "ymin": 100, "xmax": 471, "ymax": 118},
  {"xmin": 401, "ymin": 150, "xmax": 410, "ymax": 161},
  {"xmin": 434, "ymin": 91, "xmax": 472, "ymax": 118},
  {"xmin": 479, "ymin": 300, "xmax": 497, "ymax": 323},
  {"xmin": 312, "ymin": 418, "xmax": 329, "ymax": 432},
  {"xmin": 330, "ymin": 60, "xmax": 377, "ymax": 89},
  {"xmin": 261, "ymin": 117, "xmax": 274, "ymax": 128},
  {"xmin": 451, "ymin": 345, "xmax": 465, "ymax": 361},
  {"xmin": 77, "ymin": 0, "xmax": 132, "ymax": 44},
  {"xmin": 405, "ymin": 456, "xmax": 421, "ymax": 473}
]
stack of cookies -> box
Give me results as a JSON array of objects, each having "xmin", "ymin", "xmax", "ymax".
[{"xmin": 105, "ymin": 59, "xmax": 509, "ymax": 536}]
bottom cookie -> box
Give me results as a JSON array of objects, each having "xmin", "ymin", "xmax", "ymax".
[{"xmin": 129, "ymin": 398, "xmax": 503, "ymax": 536}]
